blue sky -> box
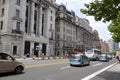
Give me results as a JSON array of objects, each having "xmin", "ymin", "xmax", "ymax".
[{"xmin": 56, "ymin": 0, "xmax": 111, "ymax": 41}]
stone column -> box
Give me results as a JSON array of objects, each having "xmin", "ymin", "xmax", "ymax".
[
  {"xmin": 38, "ymin": 6, "xmax": 42, "ymax": 36},
  {"xmin": 30, "ymin": 1, "xmax": 35, "ymax": 35},
  {"xmin": 30, "ymin": 42, "xmax": 34, "ymax": 57}
]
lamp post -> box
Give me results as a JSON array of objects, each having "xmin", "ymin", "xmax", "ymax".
[{"xmin": 36, "ymin": 45, "xmax": 42, "ymax": 59}]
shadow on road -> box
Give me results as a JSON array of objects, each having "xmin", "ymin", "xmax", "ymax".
[
  {"xmin": 0, "ymin": 72, "xmax": 25, "ymax": 77},
  {"xmin": 92, "ymin": 71, "xmax": 120, "ymax": 80}
]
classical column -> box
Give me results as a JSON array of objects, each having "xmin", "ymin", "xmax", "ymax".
[
  {"xmin": 30, "ymin": 1, "xmax": 35, "ymax": 34},
  {"xmin": 30, "ymin": 42, "xmax": 34, "ymax": 57},
  {"xmin": 38, "ymin": 6, "xmax": 42, "ymax": 36}
]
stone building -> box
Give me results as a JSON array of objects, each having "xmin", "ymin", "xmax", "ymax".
[
  {"xmin": 92, "ymin": 30, "xmax": 101, "ymax": 49},
  {"xmin": 55, "ymin": 4, "xmax": 94, "ymax": 55},
  {"xmin": 100, "ymin": 40, "xmax": 109, "ymax": 53},
  {"xmin": 0, "ymin": 0, "xmax": 57, "ymax": 57},
  {"xmin": 0, "ymin": 0, "xmax": 100, "ymax": 57}
]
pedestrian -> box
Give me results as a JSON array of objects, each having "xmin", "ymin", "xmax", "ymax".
[{"xmin": 27, "ymin": 53, "xmax": 29, "ymax": 57}]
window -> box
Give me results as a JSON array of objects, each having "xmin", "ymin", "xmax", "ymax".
[
  {"xmin": 16, "ymin": 22, "xmax": 20, "ymax": 31},
  {"xmin": 2, "ymin": 8, "xmax": 4, "ymax": 16},
  {"xmin": 3, "ymin": 0, "xmax": 5, "ymax": 4},
  {"xmin": 0, "ymin": 21, "xmax": 3, "ymax": 30},
  {"xmin": 0, "ymin": 53, "xmax": 12, "ymax": 60},
  {"xmin": 50, "ymin": 24, "xmax": 52, "ymax": 30},
  {"xmin": 51, "ymin": 10, "xmax": 52, "ymax": 14},
  {"xmin": 13, "ymin": 46, "xmax": 17, "ymax": 55},
  {"xmin": 16, "ymin": 9, "xmax": 20, "ymax": 17},
  {"xmin": 16, "ymin": 0, "xmax": 20, "ymax": 6},
  {"xmin": 50, "ymin": 16, "xmax": 53, "ymax": 21}
]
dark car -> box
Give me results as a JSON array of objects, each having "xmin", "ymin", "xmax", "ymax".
[{"xmin": 70, "ymin": 54, "xmax": 90, "ymax": 66}]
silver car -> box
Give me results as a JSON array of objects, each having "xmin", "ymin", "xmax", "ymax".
[{"xmin": 0, "ymin": 53, "xmax": 24, "ymax": 74}]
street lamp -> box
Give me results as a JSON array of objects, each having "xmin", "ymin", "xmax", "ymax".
[{"xmin": 36, "ymin": 45, "xmax": 42, "ymax": 59}]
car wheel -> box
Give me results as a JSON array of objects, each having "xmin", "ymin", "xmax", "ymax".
[
  {"xmin": 88, "ymin": 61, "xmax": 90, "ymax": 66},
  {"xmin": 81, "ymin": 62, "xmax": 84, "ymax": 67},
  {"xmin": 15, "ymin": 66, "xmax": 23, "ymax": 74},
  {"xmin": 70, "ymin": 64, "xmax": 73, "ymax": 66}
]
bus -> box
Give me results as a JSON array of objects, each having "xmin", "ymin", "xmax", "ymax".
[{"xmin": 85, "ymin": 49, "xmax": 102, "ymax": 61}]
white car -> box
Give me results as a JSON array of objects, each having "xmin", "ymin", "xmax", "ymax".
[{"xmin": 0, "ymin": 53, "xmax": 24, "ymax": 74}]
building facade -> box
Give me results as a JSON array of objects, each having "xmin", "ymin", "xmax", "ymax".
[
  {"xmin": 108, "ymin": 39, "xmax": 119, "ymax": 52},
  {"xmin": 0, "ymin": 0, "xmax": 56, "ymax": 57},
  {"xmin": 100, "ymin": 40, "xmax": 109, "ymax": 53},
  {"xmin": 92, "ymin": 30, "xmax": 101, "ymax": 49},
  {"xmin": 0, "ymin": 0, "xmax": 100, "ymax": 57},
  {"xmin": 55, "ymin": 4, "xmax": 95, "ymax": 55}
]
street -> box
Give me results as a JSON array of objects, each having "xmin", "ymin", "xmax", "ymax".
[{"xmin": 0, "ymin": 59, "xmax": 118, "ymax": 80}]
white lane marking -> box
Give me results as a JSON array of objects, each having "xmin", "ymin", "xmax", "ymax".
[
  {"xmin": 92, "ymin": 63, "xmax": 102, "ymax": 67},
  {"xmin": 81, "ymin": 62, "xmax": 117, "ymax": 80},
  {"xmin": 61, "ymin": 66, "xmax": 71, "ymax": 69}
]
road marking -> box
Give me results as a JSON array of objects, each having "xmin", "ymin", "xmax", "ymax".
[
  {"xmin": 25, "ymin": 62, "xmax": 69, "ymax": 68},
  {"xmin": 61, "ymin": 66, "xmax": 71, "ymax": 69},
  {"xmin": 81, "ymin": 62, "xmax": 117, "ymax": 80},
  {"xmin": 92, "ymin": 63, "xmax": 102, "ymax": 67}
]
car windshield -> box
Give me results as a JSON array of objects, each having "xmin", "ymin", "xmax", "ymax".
[
  {"xmin": 71, "ymin": 56, "xmax": 80, "ymax": 59},
  {"xmin": 100, "ymin": 56, "xmax": 106, "ymax": 59}
]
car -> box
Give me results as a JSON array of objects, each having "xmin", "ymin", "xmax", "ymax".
[
  {"xmin": 0, "ymin": 53, "xmax": 24, "ymax": 74},
  {"xmin": 69, "ymin": 54, "xmax": 90, "ymax": 66},
  {"xmin": 107, "ymin": 55, "xmax": 112, "ymax": 60},
  {"xmin": 99, "ymin": 55, "xmax": 109, "ymax": 62}
]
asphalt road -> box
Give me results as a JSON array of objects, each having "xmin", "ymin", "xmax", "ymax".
[{"xmin": 0, "ymin": 59, "xmax": 117, "ymax": 80}]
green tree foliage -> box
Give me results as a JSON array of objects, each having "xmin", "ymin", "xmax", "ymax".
[
  {"xmin": 81, "ymin": 0, "xmax": 120, "ymax": 22},
  {"xmin": 80, "ymin": 0, "xmax": 120, "ymax": 42},
  {"xmin": 108, "ymin": 12, "xmax": 120, "ymax": 42},
  {"xmin": 110, "ymin": 50, "xmax": 116, "ymax": 55}
]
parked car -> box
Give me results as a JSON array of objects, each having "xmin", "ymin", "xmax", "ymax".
[
  {"xmin": 69, "ymin": 54, "xmax": 90, "ymax": 66},
  {"xmin": 0, "ymin": 53, "xmax": 24, "ymax": 74},
  {"xmin": 99, "ymin": 55, "xmax": 109, "ymax": 62}
]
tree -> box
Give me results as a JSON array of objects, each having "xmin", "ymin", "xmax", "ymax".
[
  {"xmin": 110, "ymin": 50, "xmax": 116, "ymax": 55},
  {"xmin": 81, "ymin": 0, "xmax": 120, "ymax": 22},
  {"xmin": 80, "ymin": 0, "xmax": 120, "ymax": 42},
  {"xmin": 108, "ymin": 12, "xmax": 120, "ymax": 42}
]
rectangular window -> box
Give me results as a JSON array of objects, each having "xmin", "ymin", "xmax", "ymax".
[
  {"xmin": 2, "ymin": 8, "xmax": 4, "ymax": 16},
  {"xmin": 16, "ymin": 22, "xmax": 20, "ymax": 31},
  {"xmin": 50, "ymin": 16, "xmax": 52, "ymax": 21},
  {"xmin": 0, "ymin": 21, "xmax": 3, "ymax": 30},
  {"xmin": 3, "ymin": 0, "xmax": 5, "ymax": 4},
  {"xmin": 16, "ymin": 9, "xmax": 20, "ymax": 17},
  {"xmin": 13, "ymin": 46, "xmax": 17, "ymax": 55},
  {"xmin": 16, "ymin": 0, "xmax": 20, "ymax": 6}
]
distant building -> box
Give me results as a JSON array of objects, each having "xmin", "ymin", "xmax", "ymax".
[
  {"xmin": 55, "ymin": 4, "xmax": 97, "ymax": 55},
  {"xmin": 100, "ymin": 40, "xmax": 109, "ymax": 53},
  {"xmin": 108, "ymin": 39, "xmax": 119, "ymax": 52},
  {"xmin": 92, "ymin": 30, "xmax": 100, "ymax": 49}
]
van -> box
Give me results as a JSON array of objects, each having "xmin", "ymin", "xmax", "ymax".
[{"xmin": 0, "ymin": 53, "xmax": 24, "ymax": 74}]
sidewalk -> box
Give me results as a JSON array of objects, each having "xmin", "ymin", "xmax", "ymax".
[{"xmin": 16, "ymin": 56, "xmax": 67, "ymax": 61}]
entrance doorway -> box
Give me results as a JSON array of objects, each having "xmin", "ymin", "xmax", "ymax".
[
  {"xmin": 42, "ymin": 43, "xmax": 46, "ymax": 55},
  {"xmin": 34, "ymin": 42, "xmax": 39, "ymax": 57},
  {"xmin": 24, "ymin": 41, "xmax": 30, "ymax": 57}
]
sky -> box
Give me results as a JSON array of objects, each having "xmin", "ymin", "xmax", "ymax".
[{"xmin": 56, "ymin": 0, "xmax": 111, "ymax": 41}]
